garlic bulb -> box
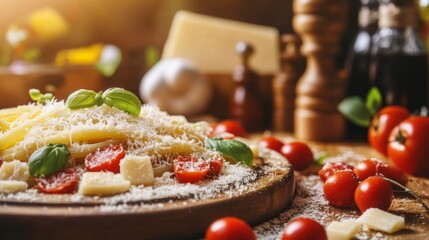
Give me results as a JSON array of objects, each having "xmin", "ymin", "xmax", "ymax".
[{"xmin": 139, "ymin": 58, "xmax": 213, "ymax": 116}]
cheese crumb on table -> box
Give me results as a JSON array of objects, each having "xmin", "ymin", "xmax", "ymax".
[
  {"xmin": 327, "ymin": 219, "xmax": 361, "ymax": 240},
  {"xmin": 358, "ymin": 208, "xmax": 405, "ymax": 234}
]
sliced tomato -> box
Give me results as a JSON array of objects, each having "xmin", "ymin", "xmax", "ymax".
[
  {"xmin": 173, "ymin": 156, "xmax": 209, "ymax": 183},
  {"xmin": 85, "ymin": 144, "xmax": 125, "ymax": 173},
  {"xmin": 207, "ymin": 157, "xmax": 224, "ymax": 177},
  {"xmin": 36, "ymin": 169, "xmax": 80, "ymax": 194}
]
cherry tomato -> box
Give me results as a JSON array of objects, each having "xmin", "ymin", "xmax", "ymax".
[
  {"xmin": 318, "ymin": 162, "xmax": 354, "ymax": 182},
  {"xmin": 173, "ymin": 156, "xmax": 209, "ymax": 183},
  {"xmin": 368, "ymin": 106, "xmax": 409, "ymax": 156},
  {"xmin": 205, "ymin": 216, "xmax": 256, "ymax": 240},
  {"xmin": 281, "ymin": 218, "xmax": 327, "ymax": 240},
  {"xmin": 388, "ymin": 116, "xmax": 429, "ymax": 177},
  {"xmin": 354, "ymin": 176, "xmax": 393, "ymax": 213},
  {"xmin": 36, "ymin": 169, "xmax": 80, "ymax": 194},
  {"xmin": 280, "ymin": 142, "xmax": 314, "ymax": 171},
  {"xmin": 258, "ymin": 136, "xmax": 285, "ymax": 153},
  {"xmin": 85, "ymin": 144, "xmax": 125, "ymax": 173},
  {"xmin": 212, "ymin": 120, "xmax": 247, "ymax": 138},
  {"xmin": 354, "ymin": 159, "xmax": 408, "ymax": 186},
  {"xmin": 323, "ymin": 171, "xmax": 360, "ymax": 208},
  {"xmin": 207, "ymin": 157, "xmax": 224, "ymax": 177}
]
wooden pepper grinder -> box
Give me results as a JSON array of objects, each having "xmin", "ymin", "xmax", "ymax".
[
  {"xmin": 272, "ymin": 34, "xmax": 305, "ymax": 132},
  {"xmin": 229, "ymin": 41, "xmax": 264, "ymax": 132},
  {"xmin": 292, "ymin": 0, "xmax": 348, "ymax": 140}
]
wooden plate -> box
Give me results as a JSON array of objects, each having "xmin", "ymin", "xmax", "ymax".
[{"xmin": 0, "ymin": 149, "xmax": 295, "ymax": 240}]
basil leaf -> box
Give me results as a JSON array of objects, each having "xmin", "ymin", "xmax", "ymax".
[
  {"xmin": 102, "ymin": 88, "xmax": 141, "ymax": 116},
  {"xmin": 29, "ymin": 89, "xmax": 42, "ymax": 101},
  {"xmin": 95, "ymin": 91, "xmax": 104, "ymax": 106},
  {"xmin": 205, "ymin": 138, "xmax": 253, "ymax": 167},
  {"xmin": 29, "ymin": 89, "xmax": 53, "ymax": 103},
  {"xmin": 366, "ymin": 87, "xmax": 382, "ymax": 116},
  {"xmin": 29, "ymin": 143, "xmax": 70, "ymax": 177},
  {"xmin": 338, "ymin": 96, "xmax": 372, "ymax": 127},
  {"xmin": 66, "ymin": 89, "xmax": 97, "ymax": 110}
]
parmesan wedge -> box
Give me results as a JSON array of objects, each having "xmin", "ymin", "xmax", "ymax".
[
  {"xmin": 0, "ymin": 180, "xmax": 28, "ymax": 192},
  {"xmin": 78, "ymin": 172, "xmax": 130, "ymax": 196},
  {"xmin": 327, "ymin": 219, "xmax": 361, "ymax": 240},
  {"xmin": 358, "ymin": 208, "xmax": 405, "ymax": 234},
  {"xmin": 120, "ymin": 155, "xmax": 154, "ymax": 186},
  {"xmin": 0, "ymin": 160, "xmax": 29, "ymax": 182}
]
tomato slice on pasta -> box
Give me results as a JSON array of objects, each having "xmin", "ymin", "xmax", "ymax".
[
  {"xmin": 36, "ymin": 169, "xmax": 80, "ymax": 194},
  {"xmin": 85, "ymin": 144, "xmax": 125, "ymax": 173},
  {"xmin": 173, "ymin": 156, "xmax": 209, "ymax": 183}
]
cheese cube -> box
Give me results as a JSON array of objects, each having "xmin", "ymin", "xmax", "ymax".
[
  {"xmin": 0, "ymin": 160, "xmax": 29, "ymax": 182},
  {"xmin": 0, "ymin": 180, "xmax": 28, "ymax": 193},
  {"xmin": 163, "ymin": 11, "xmax": 280, "ymax": 75},
  {"xmin": 327, "ymin": 219, "xmax": 361, "ymax": 240},
  {"xmin": 78, "ymin": 172, "xmax": 130, "ymax": 196},
  {"xmin": 358, "ymin": 208, "xmax": 405, "ymax": 233},
  {"xmin": 120, "ymin": 155, "xmax": 154, "ymax": 186}
]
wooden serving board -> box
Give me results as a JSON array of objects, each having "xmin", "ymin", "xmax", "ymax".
[{"xmin": 0, "ymin": 149, "xmax": 295, "ymax": 240}]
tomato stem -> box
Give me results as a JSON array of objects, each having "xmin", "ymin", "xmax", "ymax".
[{"xmin": 383, "ymin": 177, "xmax": 429, "ymax": 215}]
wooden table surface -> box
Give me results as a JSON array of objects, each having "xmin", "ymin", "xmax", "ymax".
[{"xmin": 253, "ymin": 134, "xmax": 429, "ymax": 240}]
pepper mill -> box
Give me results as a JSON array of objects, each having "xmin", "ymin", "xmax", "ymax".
[
  {"xmin": 272, "ymin": 34, "xmax": 305, "ymax": 132},
  {"xmin": 229, "ymin": 41, "xmax": 264, "ymax": 132},
  {"xmin": 292, "ymin": 0, "xmax": 348, "ymax": 140}
]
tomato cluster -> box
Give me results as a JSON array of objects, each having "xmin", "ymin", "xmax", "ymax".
[
  {"xmin": 205, "ymin": 216, "xmax": 328, "ymax": 240},
  {"xmin": 258, "ymin": 136, "xmax": 314, "ymax": 171},
  {"xmin": 368, "ymin": 106, "xmax": 429, "ymax": 177},
  {"xmin": 319, "ymin": 158, "xmax": 407, "ymax": 212},
  {"xmin": 173, "ymin": 156, "xmax": 224, "ymax": 184}
]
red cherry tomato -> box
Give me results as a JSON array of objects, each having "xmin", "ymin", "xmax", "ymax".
[
  {"xmin": 388, "ymin": 116, "xmax": 429, "ymax": 177},
  {"xmin": 36, "ymin": 169, "xmax": 80, "ymax": 194},
  {"xmin": 318, "ymin": 162, "xmax": 354, "ymax": 182},
  {"xmin": 354, "ymin": 159, "xmax": 408, "ymax": 186},
  {"xmin": 355, "ymin": 176, "xmax": 393, "ymax": 213},
  {"xmin": 323, "ymin": 171, "xmax": 360, "ymax": 208},
  {"xmin": 281, "ymin": 218, "xmax": 327, "ymax": 240},
  {"xmin": 85, "ymin": 144, "xmax": 126, "ymax": 173},
  {"xmin": 368, "ymin": 106, "xmax": 409, "ymax": 156},
  {"xmin": 205, "ymin": 217, "xmax": 256, "ymax": 240},
  {"xmin": 258, "ymin": 136, "xmax": 285, "ymax": 153},
  {"xmin": 212, "ymin": 120, "xmax": 247, "ymax": 138},
  {"xmin": 207, "ymin": 157, "xmax": 224, "ymax": 177},
  {"xmin": 280, "ymin": 142, "xmax": 314, "ymax": 171},
  {"xmin": 173, "ymin": 156, "xmax": 209, "ymax": 183}
]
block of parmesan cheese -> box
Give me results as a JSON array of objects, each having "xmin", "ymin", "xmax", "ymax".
[
  {"xmin": 0, "ymin": 180, "xmax": 28, "ymax": 193},
  {"xmin": 120, "ymin": 155, "xmax": 154, "ymax": 186},
  {"xmin": 327, "ymin": 219, "xmax": 361, "ymax": 240},
  {"xmin": 78, "ymin": 172, "xmax": 130, "ymax": 196},
  {"xmin": 358, "ymin": 208, "xmax": 405, "ymax": 234},
  {"xmin": 0, "ymin": 160, "xmax": 29, "ymax": 182},
  {"xmin": 162, "ymin": 11, "xmax": 280, "ymax": 75}
]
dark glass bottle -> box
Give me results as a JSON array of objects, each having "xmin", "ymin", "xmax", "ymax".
[
  {"xmin": 229, "ymin": 41, "xmax": 264, "ymax": 132},
  {"xmin": 346, "ymin": 0, "xmax": 379, "ymax": 138},
  {"xmin": 370, "ymin": 0, "xmax": 428, "ymax": 111}
]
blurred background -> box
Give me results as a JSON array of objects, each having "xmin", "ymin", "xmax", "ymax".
[{"xmin": 0, "ymin": 0, "xmax": 359, "ymax": 107}]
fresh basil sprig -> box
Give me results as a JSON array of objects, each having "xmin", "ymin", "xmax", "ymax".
[
  {"xmin": 28, "ymin": 143, "xmax": 70, "ymax": 177},
  {"xmin": 66, "ymin": 89, "xmax": 97, "ymax": 109},
  {"xmin": 29, "ymin": 89, "xmax": 54, "ymax": 104},
  {"xmin": 338, "ymin": 87, "xmax": 382, "ymax": 127},
  {"xmin": 102, "ymin": 88, "xmax": 141, "ymax": 116},
  {"xmin": 66, "ymin": 88, "xmax": 141, "ymax": 116},
  {"xmin": 205, "ymin": 137, "xmax": 253, "ymax": 167}
]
